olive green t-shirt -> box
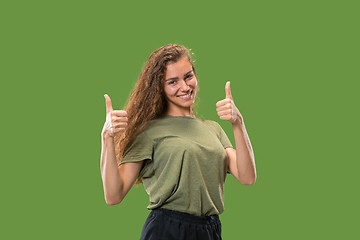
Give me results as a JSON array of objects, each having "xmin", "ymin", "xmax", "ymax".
[{"xmin": 119, "ymin": 115, "xmax": 233, "ymax": 216}]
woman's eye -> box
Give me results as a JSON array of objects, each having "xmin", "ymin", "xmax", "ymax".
[
  {"xmin": 169, "ymin": 80, "xmax": 176, "ymax": 85},
  {"xmin": 185, "ymin": 75, "xmax": 193, "ymax": 80}
]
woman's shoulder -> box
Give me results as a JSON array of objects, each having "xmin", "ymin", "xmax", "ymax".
[
  {"xmin": 139, "ymin": 116, "xmax": 170, "ymax": 135},
  {"xmin": 202, "ymin": 119, "xmax": 222, "ymax": 133},
  {"xmin": 195, "ymin": 117, "xmax": 219, "ymax": 127}
]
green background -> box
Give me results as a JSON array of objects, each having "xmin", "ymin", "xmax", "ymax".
[{"xmin": 1, "ymin": 0, "xmax": 359, "ymax": 239}]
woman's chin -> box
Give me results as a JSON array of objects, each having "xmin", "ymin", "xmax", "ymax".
[{"xmin": 180, "ymin": 100, "xmax": 195, "ymax": 108}]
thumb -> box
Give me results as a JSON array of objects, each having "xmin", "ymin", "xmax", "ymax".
[
  {"xmin": 104, "ymin": 94, "xmax": 113, "ymax": 115},
  {"xmin": 225, "ymin": 81, "xmax": 232, "ymax": 100}
]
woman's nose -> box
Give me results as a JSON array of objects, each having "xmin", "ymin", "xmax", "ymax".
[{"xmin": 179, "ymin": 79, "xmax": 190, "ymax": 91}]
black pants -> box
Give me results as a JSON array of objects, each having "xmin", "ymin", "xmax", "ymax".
[{"xmin": 140, "ymin": 208, "xmax": 222, "ymax": 240}]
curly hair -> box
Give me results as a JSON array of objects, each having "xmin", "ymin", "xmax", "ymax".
[{"xmin": 114, "ymin": 44, "xmax": 199, "ymax": 186}]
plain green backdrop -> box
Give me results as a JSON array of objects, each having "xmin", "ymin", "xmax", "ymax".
[{"xmin": 1, "ymin": 0, "xmax": 359, "ymax": 239}]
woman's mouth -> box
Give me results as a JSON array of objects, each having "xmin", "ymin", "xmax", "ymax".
[{"xmin": 177, "ymin": 90, "xmax": 193, "ymax": 100}]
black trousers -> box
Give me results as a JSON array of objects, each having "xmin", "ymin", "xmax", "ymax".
[{"xmin": 140, "ymin": 208, "xmax": 222, "ymax": 240}]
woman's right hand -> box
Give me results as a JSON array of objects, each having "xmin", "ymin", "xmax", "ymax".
[{"xmin": 102, "ymin": 94, "xmax": 128, "ymax": 139}]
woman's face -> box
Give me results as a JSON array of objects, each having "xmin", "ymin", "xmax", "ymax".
[{"xmin": 163, "ymin": 56, "xmax": 198, "ymax": 114}]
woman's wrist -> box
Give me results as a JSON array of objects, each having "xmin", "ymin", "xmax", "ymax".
[
  {"xmin": 102, "ymin": 131, "xmax": 114, "ymax": 142},
  {"xmin": 231, "ymin": 113, "xmax": 245, "ymax": 130}
]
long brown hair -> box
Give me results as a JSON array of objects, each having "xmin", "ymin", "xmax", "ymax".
[{"xmin": 114, "ymin": 44, "xmax": 199, "ymax": 186}]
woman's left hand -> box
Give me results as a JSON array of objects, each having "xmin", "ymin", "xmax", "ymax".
[{"xmin": 216, "ymin": 81, "xmax": 243, "ymax": 125}]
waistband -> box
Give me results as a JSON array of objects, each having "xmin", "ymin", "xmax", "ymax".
[{"xmin": 151, "ymin": 208, "xmax": 220, "ymax": 225}]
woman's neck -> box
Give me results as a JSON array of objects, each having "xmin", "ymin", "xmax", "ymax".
[{"xmin": 165, "ymin": 108, "xmax": 195, "ymax": 117}]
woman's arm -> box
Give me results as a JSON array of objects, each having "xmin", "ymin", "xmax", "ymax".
[
  {"xmin": 100, "ymin": 94, "xmax": 143, "ymax": 205},
  {"xmin": 226, "ymin": 120, "xmax": 256, "ymax": 185},
  {"xmin": 216, "ymin": 82, "xmax": 256, "ymax": 185},
  {"xmin": 100, "ymin": 134, "xmax": 143, "ymax": 205}
]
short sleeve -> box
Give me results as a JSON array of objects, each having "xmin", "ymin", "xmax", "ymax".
[
  {"xmin": 215, "ymin": 122, "xmax": 233, "ymax": 149},
  {"xmin": 119, "ymin": 131, "xmax": 154, "ymax": 166}
]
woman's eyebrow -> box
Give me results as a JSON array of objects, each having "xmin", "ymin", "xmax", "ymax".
[{"xmin": 166, "ymin": 70, "xmax": 193, "ymax": 81}]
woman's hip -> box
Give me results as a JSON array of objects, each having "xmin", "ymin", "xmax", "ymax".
[{"xmin": 140, "ymin": 208, "xmax": 222, "ymax": 240}]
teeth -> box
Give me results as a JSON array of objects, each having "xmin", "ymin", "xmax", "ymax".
[{"xmin": 179, "ymin": 91, "xmax": 192, "ymax": 98}]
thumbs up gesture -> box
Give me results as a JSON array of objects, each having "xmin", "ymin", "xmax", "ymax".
[
  {"xmin": 102, "ymin": 94, "xmax": 128, "ymax": 138},
  {"xmin": 216, "ymin": 81, "xmax": 243, "ymax": 124}
]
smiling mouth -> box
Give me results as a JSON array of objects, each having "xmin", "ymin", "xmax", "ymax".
[{"xmin": 177, "ymin": 90, "xmax": 193, "ymax": 99}]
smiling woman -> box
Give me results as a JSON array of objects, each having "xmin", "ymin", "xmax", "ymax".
[
  {"xmin": 100, "ymin": 44, "xmax": 256, "ymax": 240},
  {"xmin": 163, "ymin": 56, "xmax": 198, "ymax": 116}
]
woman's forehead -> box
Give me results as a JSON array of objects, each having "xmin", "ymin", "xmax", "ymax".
[{"xmin": 165, "ymin": 57, "xmax": 193, "ymax": 77}]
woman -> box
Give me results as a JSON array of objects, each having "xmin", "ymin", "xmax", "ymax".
[{"xmin": 100, "ymin": 44, "xmax": 256, "ymax": 239}]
